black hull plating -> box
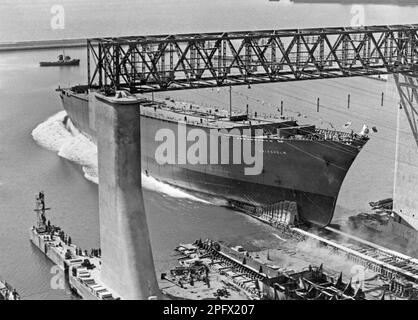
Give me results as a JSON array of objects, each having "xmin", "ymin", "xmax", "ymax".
[{"xmin": 150, "ymin": 165, "xmax": 336, "ymax": 226}]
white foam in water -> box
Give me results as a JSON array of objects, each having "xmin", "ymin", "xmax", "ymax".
[{"xmin": 32, "ymin": 111, "xmax": 209, "ymax": 203}]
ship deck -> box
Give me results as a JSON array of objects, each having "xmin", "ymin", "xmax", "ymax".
[
  {"xmin": 139, "ymin": 97, "xmax": 291, "ymax": 129},
  {"xmin": 134, "ymin": 97, "xmax": 368, "ymax": 146},
  {"xmin": 63, "ymin": 86, "xmax": 368, "ymax": 145}
]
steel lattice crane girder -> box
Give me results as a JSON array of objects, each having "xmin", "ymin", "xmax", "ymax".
[{"xmin": 86, "ymin": 24, "xmax": 418, "ymax": 93}]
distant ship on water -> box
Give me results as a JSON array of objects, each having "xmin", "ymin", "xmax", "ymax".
[
  {"xmin": 40, "ymin": 50, "xmax": 80, "ymax": 67},
  {"xmin": 57, "ymin": 85, "xmax": 368, "ymax": 227}
]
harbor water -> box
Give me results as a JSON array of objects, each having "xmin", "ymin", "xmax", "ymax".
[{"xmin": 0, "ymin": 0, "xmax": 415, "ymax": 299}]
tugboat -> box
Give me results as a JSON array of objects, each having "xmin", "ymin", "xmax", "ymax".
[{"xmin": 40, "ymin": 50, "xmax": 80, "ymax": 67}]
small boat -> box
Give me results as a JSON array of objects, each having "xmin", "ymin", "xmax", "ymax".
[{"xmin": 40, "ymin": 50, "xmax": 80, "ymax": 67}]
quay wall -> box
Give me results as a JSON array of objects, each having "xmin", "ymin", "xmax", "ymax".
[{"xmin": 0, "ymin": 39, "xmax": 87, "ymax": 52}]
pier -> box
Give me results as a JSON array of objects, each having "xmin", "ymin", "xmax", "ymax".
[
  {"xmin": 226, "ymin": 201, "xmax": 418, "ymax": 299},
  {"xmin": 29, "ymin": 192, "xmax": 120, "ymax": 300},
  {"xmin": 236, "ymin": 201, "xmax": 418, "ymax": 297},
  {"xmin": 293, "ymin": 227, "xmax": 418, "ymax": 286},
  {"xmin": 30, "ymin": 226, "xmax": 120, "ymax": 300},
  {"xmin": 162, "ymin": 239, "xmax": 416, "ymax": 300}
]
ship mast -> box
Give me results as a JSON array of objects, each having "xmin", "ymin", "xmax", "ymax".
[{"xmin": 34, "ymin": 191, "xmax": 50, "ymax": 233}]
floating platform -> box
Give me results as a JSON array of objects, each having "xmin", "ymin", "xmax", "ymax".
[
  {"xmin": 29, "ymin": 226, "xmax": 121, "ymax": 300},
  {"xmin": 29, "ymin": 192, "xmax": 121, "ymax": 300}
]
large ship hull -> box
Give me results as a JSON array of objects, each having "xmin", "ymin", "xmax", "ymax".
[{"xmin": 59, "ymin": 89, "xmax": 366, "ymax": 227}]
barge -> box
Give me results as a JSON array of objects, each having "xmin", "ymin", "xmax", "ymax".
[{"xmin": 29, "ymin": 192, "xmax": 120, "ymax": 300}]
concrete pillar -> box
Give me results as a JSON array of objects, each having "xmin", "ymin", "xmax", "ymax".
[
  {"xmin": 393, "ymin": 74, "xmax": 418, "ymax": 231},
  {"xmin": 95, "ymin": 93, "xmax": 160, "ymax": 299}
]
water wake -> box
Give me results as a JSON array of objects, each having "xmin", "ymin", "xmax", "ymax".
[{"xmin": 31, "ymin": 111, "xmax": 210, "ymax": 203}]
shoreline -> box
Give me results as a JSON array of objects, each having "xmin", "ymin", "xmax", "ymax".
[{"xmin": 0, "ymin": 39, "xmax": 87, "ymax": 52}]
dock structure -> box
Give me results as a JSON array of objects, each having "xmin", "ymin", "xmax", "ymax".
[
  {"xmin": 193, "ymin": 239, "xmax": 418, "ymax": 299},
  {"xmin": 0, "ymin": 38, "xmax": 86, "ymax": 52},
  {"xmin": 29, "ymin": 192, "xmax": 120, "ymax": 300},
  {"xmin": 292, "ymin": 227, "xmax": 418, "ymax": 297},
  {"xmin": 30, "ymin": 226, "xmax": 119, "ymax": 300},
  {"xmin": 228, "ymin": 184, "xmax": 418, "ymax": 297},
  {"xmin": 168, "ymin": 240, "xmax": 372, "ymax": 300},
  {"xmin": 29, "ymin": 186, "xmax": 160, "ymax": 300}
]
